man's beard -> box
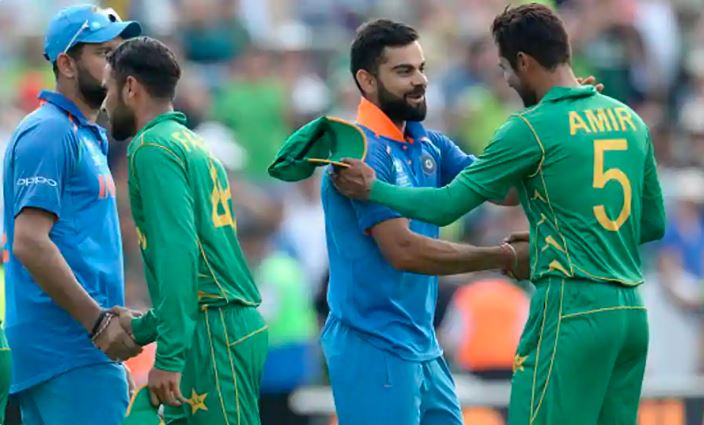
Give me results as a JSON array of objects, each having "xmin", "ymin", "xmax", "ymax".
[
  {"xmin": 76, "ymin": 64, "xmax": 107, "ymax": 110},
  {"xmin": 109, "ymin": 97, "xmax": 138, "ymax": 141},
  {"xmin": 516, "ymin": 84, "xmax": 538, "ymax": 107},
  {"xmin": 378, "ymin": 81, "xmax": 427, "ymax": 122}
]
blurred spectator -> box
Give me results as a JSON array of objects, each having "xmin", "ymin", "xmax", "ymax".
[
  {"xmin": 176, "ymin": 0, "xmax": 251, "ymax": 63},
  {"xmin": 212, "ymin": 47, "xmax": 290, "ymax": 181},
  {"xmin": 238, "ymin": 201, "xmax": 319, "ymax": 425},
  {"xmin": 440, "ymin": 277, "xmax": 529, "ymax": 380},
  {"xmin": 279, "ymin": 172, "xmax": 328, "ymax": 298}
]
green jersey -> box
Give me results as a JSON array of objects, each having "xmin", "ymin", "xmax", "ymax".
[
  {"xmin": 128, "ymin": 111, "xmax": 261, "ymax": 372},
  {"xmin": 370, "ymin": 86, "xmax": 666, "ymax": 286}
]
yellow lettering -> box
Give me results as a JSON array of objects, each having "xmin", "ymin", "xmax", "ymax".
[
  {"xmin": 606, "ymin": 108, "xmax": 620, "ymax": 131},
  {"xmin": 615, "ymin": 107, "xmax": 636, "ymax": 131},
  {"xmin": 585, "ymin": 109, "xmax": 612, "ymax": 133},
  {"xmin": 569, "ymin": 111, "xmax": 591, "ymax": 135}
]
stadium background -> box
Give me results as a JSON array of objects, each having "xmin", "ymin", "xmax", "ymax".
[{"xmin": 1, "ymin": 0, "xmax": 704, "ymax": 423}]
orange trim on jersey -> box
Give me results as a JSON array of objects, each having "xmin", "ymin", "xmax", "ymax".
[{"xmin": 355, "ymin": 97, "xmax": 408, "ymax": 143}]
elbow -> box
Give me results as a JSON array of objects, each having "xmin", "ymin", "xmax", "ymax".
[
  {"xmin": 12, "ymin": 232, "xmax": 40, "ymax": 266},
  {"xmin": 382, "ymin": 238, "xmax": 421, "ymax": 272}
]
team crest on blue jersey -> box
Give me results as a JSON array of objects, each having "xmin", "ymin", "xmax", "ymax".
[{"xmin": 421, "ymin": 152, "xmax": 436, "ymax": 175}]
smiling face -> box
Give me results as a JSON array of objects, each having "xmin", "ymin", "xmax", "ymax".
[{"xmin": 356, "ymin": 40, "xmax": 428, "ymax": 122}]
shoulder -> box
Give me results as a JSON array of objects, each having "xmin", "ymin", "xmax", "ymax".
[
  {"xmin": 128, "ymin": 122, "xmax": 190, "ymax": 161},
  {"xmin": 12, "ymin": 107, "xmax": 78, "ymax": 154}
]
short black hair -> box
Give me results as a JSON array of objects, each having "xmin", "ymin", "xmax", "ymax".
[
  {"xmin": 350, "ymin": 19, "xmax": 419, "ymax": 92},
  {"xmin": 51, "ymin": 43, "xmax": 84, "ymax": 79},
  {"xmin": 491, "ymin": 3, "xmax": 570, "ymax": 71},
  {"xmin": 107, "ymin": 36, "xmax": 181, "ymax": 100}
]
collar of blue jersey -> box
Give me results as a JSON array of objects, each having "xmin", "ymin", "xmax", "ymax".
[
  {"xmin": 38, "ymin": 90, "xmax": 92, "ymax": 126},
  {"xmin": 541, "ymin": 85, "xmax": 597, "ymax": 103},
  {"xmin": 355, "ymin": 97, "xmax": 428, "ymax": 144}
]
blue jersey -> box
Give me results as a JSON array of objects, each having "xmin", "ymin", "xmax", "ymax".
[
  {"xmin": 2, "ymin": 91, "xmax": 124, "ymax": 392},
  {"xmin": 322, "ymin": 98, "xmax": 474, "ymax": 361}
]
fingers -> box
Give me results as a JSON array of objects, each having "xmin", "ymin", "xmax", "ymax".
[
  {"xmin": 150, "ymin": 380, "xmax": 184, "ymax": 407},
  {"xmin": 95, "ymin": 319, "xmax": 142, "ymax": 361},
  {"xmin": 149, "ymin": 387, "xmax": 160, "ymax": 407},
  {"xmin": 172, "ymin": 381, "xmax": 188, "ymax": 405}
]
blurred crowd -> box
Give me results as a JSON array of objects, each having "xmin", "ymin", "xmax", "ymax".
[{"xmin": 1, "ymin": 0, "xmax": 704, "ymax": 421}]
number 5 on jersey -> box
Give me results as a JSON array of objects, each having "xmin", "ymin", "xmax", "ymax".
[{"xmin": 593, "ymin": 139, "xmax": 632, "ymax": 231}]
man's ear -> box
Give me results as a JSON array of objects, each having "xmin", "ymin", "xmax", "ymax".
[
  {"xmin": 55, "ymin": 53, "xmax": 78, "ymax": 79},
  {"xmin": 356, "ymin": 69, "xmax": 377, "ymax": 95}
]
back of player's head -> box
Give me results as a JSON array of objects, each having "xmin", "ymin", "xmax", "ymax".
[
  {"xmin": 491, "ymin": 3, "xmax": 570, "ymax": 71},
  {"xmin": 107, "ymin": 36, "xmax": 181, "ymax": 100},
  {"xmin": 350, "ymin": 19, "xmax": 419, "ymax": 92}
]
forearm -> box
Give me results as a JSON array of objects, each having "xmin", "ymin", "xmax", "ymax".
[
  {"xmin": 395, "ymin": 236, "xmax": 509, "ymax": 276},
  {"xmin": 132, "ymin": 308, "xmax": 158, "ymax": 345},
  {"xmin": 14, "ymin": 237, "xmax": 101, "ymax": 331},
  {"xmin": 369, "ymin": 179, "xmax": 485, "ymax": 226},
  {"xmin": 151, "ymin": 241, "xmax": 199, "ymax": 372}
]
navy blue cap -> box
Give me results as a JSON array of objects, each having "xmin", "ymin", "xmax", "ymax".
[{"xmin": 44, "ymin": 4, "xmax": 142, "ymax": 62}]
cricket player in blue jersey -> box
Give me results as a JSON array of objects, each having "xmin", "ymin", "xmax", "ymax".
[
  {"xmin": 320, "ymin": 20, "xmax": 529, "ymax": 425},
  {"xmin": 2, "ymin": 5, "xmax": 142, "ymax": 424}
]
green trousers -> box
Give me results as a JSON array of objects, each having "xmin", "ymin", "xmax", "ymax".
[
  {"xmin": 509, "ymin": 278, "xmax": 648, "ymax": 425},
  {"xmin": 166, "ymin": 305, "xmax": 268, "ymax": 425},
  {"xmin": 0, "ymin": 326, "xmax": 10, "ymax": 425}
]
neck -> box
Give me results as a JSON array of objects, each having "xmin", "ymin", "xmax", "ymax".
[
  {"xmin": 135, "ymin": 100, "xmax": 174, "ymax": 131},
  {"xmin": 535, "ymin": 64, "xmax": 578, "ymax": 102},
  {"xmin": 56, "ymin": 81, "xmax": 99, "ymax": 122}
]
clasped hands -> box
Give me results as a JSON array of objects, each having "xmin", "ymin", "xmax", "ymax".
[{"xmin": 91, "ymin": 306, "xmax": 142, "ymax": 362}]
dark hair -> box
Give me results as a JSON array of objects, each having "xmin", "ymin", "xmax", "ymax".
[
  {"xmin": 350, "ymin": 19, "xmax": 419, "ymax": 92},
  {"xmin": 51, "ymin": 43, "xmax": 84, "ymax": 79},
  {"xmin": 107, "ymin": 36, "xmax": 181, "ymax": 100},
  {"xmin": 491, "ymin": 4, "xmax": 570, "ymax": 71}
]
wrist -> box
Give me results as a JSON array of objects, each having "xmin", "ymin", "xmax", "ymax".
[
  {"xmin": 499, "ymin": 243, "xmax": 518, "ymax": 274},
  {"xmin": 86, "ymin": 307, "xmax": 108, "ymax": 334}
]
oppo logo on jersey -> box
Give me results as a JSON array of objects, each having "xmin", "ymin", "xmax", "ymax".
[{"xmin": 16, "ymin": 176, "xmax": 58, "ymax": 187}]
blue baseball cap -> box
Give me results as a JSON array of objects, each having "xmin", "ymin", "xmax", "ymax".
[{"xmin": 44, "ymin": 4, "xmax": 142, "ymax": 62}]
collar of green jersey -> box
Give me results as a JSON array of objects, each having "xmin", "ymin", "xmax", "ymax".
[
  {"xmin": 541, "ymin": 85, "xmax": 597, "ymax": 103},
  {"xmin": 132, "ymin": 111, "xmax": 187, "ymax": 140}
]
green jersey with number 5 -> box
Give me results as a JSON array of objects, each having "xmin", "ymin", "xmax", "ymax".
[
  {"xmin": 459, "ymin": 85, "xmax": 665, "ymax": 286},
  {"xmin": 127, "ymin": 112, "xmax": 261, "ymax": 371}
]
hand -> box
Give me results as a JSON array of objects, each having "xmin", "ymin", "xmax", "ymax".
[
  {"xmin": 508, "ymin": 240, "xmax": 531, "ymax": 280},
  {"xmin": 577, "ymin": 75, "xmax": 604, "ymax": 93},
  {"xmin": 109, "ymin": 306, "xmax": 141, "ymax": 338},
  {"xmin": 330, "ymin": 158, "xmax": 376, "ymax": 201},
  {"xmin": 504, "ymin": 231, "xmax": 529, "ymax": 244},
  {"xmin": 148, "ymin": 367, "xmax": 187, "ymax": 407},
  {"xmin": 93, "ymin": 314, "xmax": 142, "ymax": 361}
]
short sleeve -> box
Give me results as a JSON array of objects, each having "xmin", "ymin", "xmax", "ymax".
[
  {"xmin": 350, "ymin": 140, "xmax": 402, "ymax": 232},
  {"xmin": 11, "ymin": 118, "xmax": 77, "ymax": 218},
  {"xmin": 459, "ymin": 115, "xmax": 542, "ymax": 200}
]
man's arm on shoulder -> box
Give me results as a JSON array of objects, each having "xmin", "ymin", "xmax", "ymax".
[
  {"xmin": 368, "ymin": 217, "xmax": 518, "ymax": 276},
  {"xmin": 433, "ymin": 131, "xmax": 519, "ymax": 206},
  {"xmin": 365, "ymin": 116, "xmax": 541, "ymax": 224}
]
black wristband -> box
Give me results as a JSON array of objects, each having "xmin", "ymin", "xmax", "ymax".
[{"xmin": 90, "ymin": 310, "xmax": 109, "ymax": 338}]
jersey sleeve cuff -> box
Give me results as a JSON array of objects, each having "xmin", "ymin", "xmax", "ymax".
[
  {"xmin": 132, "ymin": 314, "xmax": 157, "ymax": 346},
  {"xmin": 14, "ymin": 200, "xmax": 61, "ymax": 220}
]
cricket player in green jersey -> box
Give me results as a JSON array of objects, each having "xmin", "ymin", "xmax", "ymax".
[
  {"xmin": 332, "ymin": 4, "xmax": 666, "ymax": 425},
  {"xmin": 101, "ymin": 37, "xmax": 268, "ymax": 424}
]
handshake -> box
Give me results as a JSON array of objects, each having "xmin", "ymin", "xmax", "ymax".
[
  {"xmin": 502, "ymin": 231, "xmax": 531, "ymax": 281},
  {"xmin": 90, "ymin": 306, "xmax": 143, "ymax": 362}
]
